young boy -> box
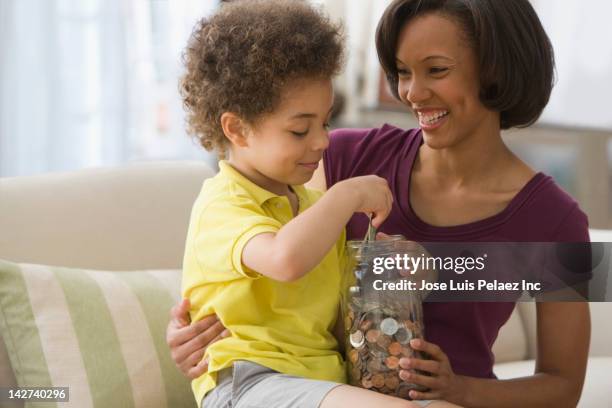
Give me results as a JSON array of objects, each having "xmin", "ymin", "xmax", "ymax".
[{"xmin": 180, "ymin": 1, "xmax": 407, "ymax": 407}]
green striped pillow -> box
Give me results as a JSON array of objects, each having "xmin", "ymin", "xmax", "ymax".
[{"xmin": 0, "ymin": 259, "xmax": 197, "ymax": 408}]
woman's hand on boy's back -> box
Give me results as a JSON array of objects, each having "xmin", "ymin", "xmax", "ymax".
[
  {"xmin": 166, "ymin": 298, "xmax": 228, "ymax": 379},
  {"xmin": 331, "ymin": 175, "xmax": 393, "ymax": 228}
]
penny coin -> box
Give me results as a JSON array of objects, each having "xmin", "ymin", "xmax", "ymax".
[
  {"xmin": 348, "ymin": 349, "xmax": 360, "ymax": 364},
  {"xmin": 365, "ymin": 329, "xmax": 381, "ymax": 343},
  {"xmin": 359, "ymin": 319, "xmax": 373, "ymax": 332},
  {"xmin": 385, "ymin": 375, "xmax": 400, "ymax": 390},
  {"xmin": 400, "ymin": 346, "xmax": 413, "ymax": 357},
  {"xmin": 388, "ymin": 342, "xmax": 402, "ymax": 356},
  {"xmin": 372, "ymin": 373, "xmax": 386, "ymax": 389},
  {"xmin": 385, "ymin": 356, "xmax": 400, "ymax": 370},
  {"xmin": 404, "ymin": 319, "xmax": 416, "ymax": 332}
]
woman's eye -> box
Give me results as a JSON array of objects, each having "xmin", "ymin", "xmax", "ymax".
[
  {"xmin": 291, "ymin": 130, "xmax": 308, "ymax": 137},
  {"xmin": 397, "ymin": 68, "xmax": 411, "ymax": 76},
  {"xmin": 430, "ymin": 67, "xmax": 448, "ymax": 75}
]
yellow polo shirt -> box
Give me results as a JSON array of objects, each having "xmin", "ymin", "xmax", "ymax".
[{"xmin": 182, "ymin": 161, "xmax": 347, "ymax": 405}]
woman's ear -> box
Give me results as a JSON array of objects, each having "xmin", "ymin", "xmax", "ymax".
[{"xmin": 220, "ymin": 112, "xmax": 249, "ymax": 147}]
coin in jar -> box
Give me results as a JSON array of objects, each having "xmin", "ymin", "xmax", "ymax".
[
  {"xmin": 385, "ymin": 355, "xmax": 400, "ymax": 370},
  {"xmin": 366, "ymin": 358, "xmax": 384, "ymax": 373},
  {"xmin": 359, "ymin": 319, "xmax": 373, "ymax": 332},
  {"xmin": 376, "ymin": 334, "xmax": 392, "ymax": 349},
  {"xmin": 361, "ymin": 377, "xmax": 373, "ymax": 389},
  {"xmin": 394, "ymin": 327, "xmax": 413, "ymax": 344},
  {"xmin": 365, "ymin": 329, "xmax": 381, "ymax": 343},
  {"xmin": 404, "ymin": 319, "xmax": 417, "ymax": 332},
  {"xmin": 348, "ymin": 349, "xmax": 360, "ymax": 364},
  {"xmin": 380, "ymin": 317, "xmax": 399, "ymax": 336},
  {"xmin": 350, "ymin": 365, "xmax": 362, "ymax": 380},
  {"xmin": 350, "ymin": 330, "xmax": 365, "ymax": 348},
  {"xmin": 388, "ymin": 342, "xmax": 402, "ymax": 356},
  {"xmin": 385, "ymin": 374, "xmax": 400, "ymax": 391},
  {"xmin": 372, "ymin": 373, "xmax": 386, "ymax": 389}
]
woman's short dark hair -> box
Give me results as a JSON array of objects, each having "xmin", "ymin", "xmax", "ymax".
[
  {"xmin": 181, "ymin": 0, "xmax": 344, "ymax": 156},
  {"xmin": 376, "ymin": 0, "xmax": 555, "ymax": 129}
]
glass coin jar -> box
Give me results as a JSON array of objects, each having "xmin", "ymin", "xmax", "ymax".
[{"xmin": 342, "ymin": 238, "xmax": 430, "ymax": 399}]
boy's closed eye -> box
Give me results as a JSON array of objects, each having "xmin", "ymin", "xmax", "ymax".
[
  {"xmin": 290, "ymin": 121, "xmax": 330, "ymax": 137},
  {"xmin": 290, "ymin": 129, "xmax": 309, "ymax": 137}
]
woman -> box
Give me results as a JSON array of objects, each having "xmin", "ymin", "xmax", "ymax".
[{"xmin": 167, "ymin": 0, "xmax": 590, "ymax": 406}]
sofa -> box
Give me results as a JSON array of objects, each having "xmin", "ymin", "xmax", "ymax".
[{"xmin": 1, "ymin": 161, "xmax": 610, "ymax": 408}]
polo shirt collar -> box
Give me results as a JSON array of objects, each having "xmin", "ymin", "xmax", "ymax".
[{"xmin": 218, "ymin": 160, "xmax": 307, "ymax": 206}]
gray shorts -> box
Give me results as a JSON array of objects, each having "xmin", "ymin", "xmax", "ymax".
[{"xmin": 202, "ymin": 360, "xmax": 342, "ymax": 408}]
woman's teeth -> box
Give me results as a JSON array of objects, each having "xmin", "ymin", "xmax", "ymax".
[{"xmin": 418, "ymin": 111, "xmax": 449, "ymax": 125}]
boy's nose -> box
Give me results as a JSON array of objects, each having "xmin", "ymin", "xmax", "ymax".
[{"xmin": 311, "ymin": 130, "xmax": 330, "ymax": 151}]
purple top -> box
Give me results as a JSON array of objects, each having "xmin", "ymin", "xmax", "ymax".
[{"xmin": 324, "ymin": 124, "xmax": 590, "ymax": 379}]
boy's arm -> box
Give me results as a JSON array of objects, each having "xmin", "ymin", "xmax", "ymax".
[{"xmin": 242, "ymin": 175, "xmax": 392, "ymax": 282}]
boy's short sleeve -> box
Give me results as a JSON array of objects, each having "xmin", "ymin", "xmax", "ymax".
[{"xmin": 193, "ymin": 197, "xmax": 283, "ymax": 280}]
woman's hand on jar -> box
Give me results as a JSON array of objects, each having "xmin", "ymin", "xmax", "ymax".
[
  {"xmin": 166, "ymin": 298, "xmax": 229, "ymax": 379},
  {"xmin": 399, "ymin": 338, "xmax": 466, "ymax": 403}
]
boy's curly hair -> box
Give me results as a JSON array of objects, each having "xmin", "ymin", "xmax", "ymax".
[{"xmin": 180, "ymin": 0, "xmax": 345, "ymax": 157}]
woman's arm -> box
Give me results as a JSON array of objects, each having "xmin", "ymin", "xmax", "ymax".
[{"xmin": 400, "ymin": 302, "xmax": 590, "ymax": 408}]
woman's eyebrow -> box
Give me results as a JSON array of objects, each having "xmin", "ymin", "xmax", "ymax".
[
  {"xmin": 421, "ymin": 55, "xmax": 454, "ymax": 62},
  {"xmin": 396, "ymin": 55, "xmax": 454, "ymax": 65}
]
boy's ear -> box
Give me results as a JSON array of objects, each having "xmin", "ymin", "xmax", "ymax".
[{"xmin": 220, "ymin": 112, "xmax": 249, "ymax": 147}]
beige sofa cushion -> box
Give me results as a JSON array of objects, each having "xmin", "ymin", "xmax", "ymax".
[
  {"xmin": 491, "ymin": 305, "xmax": 528, "ymax": 364},
  {"xmin": 0, "ymin": 161, "xmax": 214, "ymax": 271}
]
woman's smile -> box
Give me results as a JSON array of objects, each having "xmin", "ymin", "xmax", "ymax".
[{"xmin": 415, "ymin": 108, "xmax": 450, "ymax": 130}]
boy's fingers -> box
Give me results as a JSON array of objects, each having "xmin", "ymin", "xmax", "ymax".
[{"xmin": 371, "ymin": 212, "xmax": 387, "ymax": 228}]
